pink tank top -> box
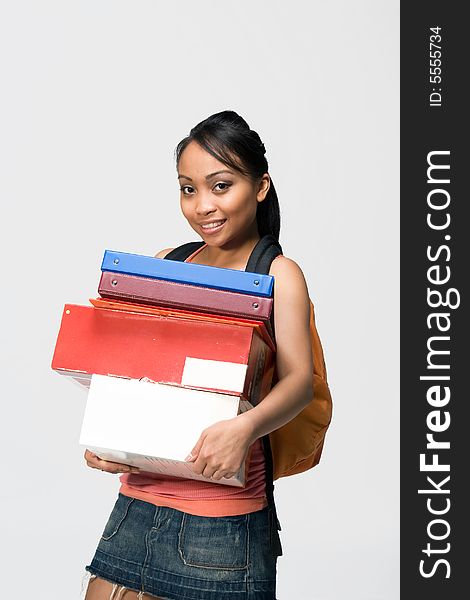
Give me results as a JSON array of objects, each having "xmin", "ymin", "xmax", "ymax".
[{"xmin": 119, "ymin": 244, "xmax": 268, "ymax": 516}]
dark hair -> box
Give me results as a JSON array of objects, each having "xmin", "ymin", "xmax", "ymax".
[{"xmin": 174, "ymin": 110, "xmax": 281, "ymax": 241}]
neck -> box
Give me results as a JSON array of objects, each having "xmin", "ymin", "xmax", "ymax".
[{"xmin": 202, "ymin": 232, "xmax": 261, "ymax": 270}]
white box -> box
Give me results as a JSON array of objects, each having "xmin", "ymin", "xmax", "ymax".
[{"xmin": 79, "ymin": 374, "xmax": 252, "ymax": 487}]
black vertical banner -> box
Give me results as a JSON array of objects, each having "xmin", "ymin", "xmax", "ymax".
[{"xmin": 401, "ymin": 3, "xmax": 467, "ymax": 598}]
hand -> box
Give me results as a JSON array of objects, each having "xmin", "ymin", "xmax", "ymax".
[
  {"xmin": 84, "ymin": 449, "xmax": 141, "ymax": 475},
  {"xmin": 185, "ymin": 417, "xmax": 254, "ymax": 480}
]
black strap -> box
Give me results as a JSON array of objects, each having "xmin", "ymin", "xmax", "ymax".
[
  {"xmin": 163, "ymin": 235, "xmax": 283, "ymax": 557},
  {"xmin": 245, "ymin": 234, "xmax": 283, "ymax": 274},
  {"xmin": 243, "ymin": 236, "xmax": 284, "ymax": 557}
]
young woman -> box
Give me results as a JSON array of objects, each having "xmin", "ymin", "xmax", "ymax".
[{"xmin": 82, "ymin": 110, "xmax": 313, "ymax": 600}]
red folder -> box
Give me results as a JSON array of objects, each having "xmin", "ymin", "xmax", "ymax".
[
  {"xmin": 88, "ymin": 297, "xmax": 275, "ymax": 352},
  {"xmin": 99, "ymin": 271, "xmax": 273, "ymax": 322},
  {"xmin": 51, "ymin": 304, "xmax": 274, "ymax": 405}
]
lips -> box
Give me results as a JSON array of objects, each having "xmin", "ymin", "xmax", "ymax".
[{"xmin": 199, "ymin": 219, "xmax": 227, "ymax": 233}]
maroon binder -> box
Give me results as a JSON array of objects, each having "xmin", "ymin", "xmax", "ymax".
[{"xmin": 98, "ymin": 271, "xmax": 273, "ymax": 323}]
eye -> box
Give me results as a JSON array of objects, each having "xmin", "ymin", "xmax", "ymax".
[
  {"xmin": 180, "ymin": 185, "xmax": 195, "ymax": 195},
  {"xmin": 214, "ymin": 182, "xmax": 231, "ymax": 192}
]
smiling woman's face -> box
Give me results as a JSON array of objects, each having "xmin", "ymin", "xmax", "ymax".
[{"xmin": 177, "ymin": 141, "xmax": 269, "ymax": 249}]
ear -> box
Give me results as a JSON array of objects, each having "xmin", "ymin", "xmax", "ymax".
[{"xmin": 256, "ymin": 173, "xmax": 271, "ymax": 203}]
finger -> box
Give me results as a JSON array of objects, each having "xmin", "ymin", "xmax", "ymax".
[
  {"xmin": 94, "ymin": 462, "xmax": 139, "ymax": 474},
  {"xmin": 185, "ymin": 433, "xmax": 206, "ymax": 462},
  {"xmin": 85, "ymin": 454, "xmax": 140, "ymax": 474},
  {"xmin": 202, "ymin": 464, "xmax": 217, "ymax": 479},
  {"xmin": 84, "ymin": 455, "xmax": 103, "ymax": 469},
  {"xmin": 189, "ymin": 461, "xmax": 202, "ymax": 475},
  {"xmin": 191, "ymin": 455, "xmax": 207, "ymax": 476},
  {"xmin": 100, "ymin": 460, "xmax": 140, "ymax": 474},
  {"xmin": 212, "ymin": 469, "xmax": 236, "ymax": 480}
]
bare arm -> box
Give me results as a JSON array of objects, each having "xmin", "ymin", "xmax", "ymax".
[
  {"xmin": 187, "ymin": 255, "xmax": 314, "ymax": 480},
  {"xmin": 237, "ymin": 255, "xmax": 313, "ymax": 442}
]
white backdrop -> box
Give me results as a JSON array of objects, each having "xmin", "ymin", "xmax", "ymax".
[{"xmin": 0, "ymin": 1, "xmax": 399, "ymax": 598}]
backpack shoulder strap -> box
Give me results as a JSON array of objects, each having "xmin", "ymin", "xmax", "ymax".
[
  {"xmin": 245, "ymin": 235, "xmax": 284, "ymax": 558},
  {"xmin": 245, "ymin": 235, "xmax": 283, "ymax": 274},
  {"xmin": 163, "ymin": 241, "xmax": 205, "ymax": 262},
  {"xmin": 162, "ymin": 236, "xmax": 282, "ymax": 272}
]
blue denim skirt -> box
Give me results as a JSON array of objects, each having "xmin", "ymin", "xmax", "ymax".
[{"xmin": 85, "ymin": 493, "xmax": 278, "ymax": 599}]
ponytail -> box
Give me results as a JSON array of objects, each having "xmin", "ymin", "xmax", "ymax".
[{"xmin": 257, "ymin": 178, "xmax": 280, "ymax": 241}]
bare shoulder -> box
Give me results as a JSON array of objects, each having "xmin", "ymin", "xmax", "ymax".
[
  {"xmin": 154, "ymin": 247, "xmax": 175, "ymax": 259},
  {"xmin": 268, "ymin": 255, "xmax": 310, "ymax": 317},
  {"xmin": 269, "ymin": 255, "xmax": 309, "ymax": 289},
  {"xmin": 269, "ymin": 256, "xmax": 311, "ymax": 360}
]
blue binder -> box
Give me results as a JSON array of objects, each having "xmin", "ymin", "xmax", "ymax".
[{"xmin": 101, "ymin": 250, "xmax": 274, "ymax": 297}]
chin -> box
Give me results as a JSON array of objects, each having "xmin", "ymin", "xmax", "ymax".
[
  {"xmin": 202, "ymin": 237, "xmax": 227, "ymax": 248},
  {"xmin": 197, "ymin": 230, "xmax": 232, "ymax": 247}
]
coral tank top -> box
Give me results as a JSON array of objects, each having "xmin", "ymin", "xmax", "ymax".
[{"xmin": 119, "ymin": 243, "xmax": 268, "ymax": 516}]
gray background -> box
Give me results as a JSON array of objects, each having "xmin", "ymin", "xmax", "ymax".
[{"xmin": 0, "ymin": 1, "xmax": 399, "ymax": 598}]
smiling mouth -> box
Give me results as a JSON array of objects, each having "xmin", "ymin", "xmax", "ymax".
[{"xmin": 200, "ymin": 219, "xmax": 227, "ymax": 232}]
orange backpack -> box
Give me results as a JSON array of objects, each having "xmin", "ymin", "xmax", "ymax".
[
  {"xmin": 241, "ymin": 234, "xmax": 333, "ymax": 480},
  {"xmin": 269, "ymin": 298, "xmax": 333, "ymax": 479}
]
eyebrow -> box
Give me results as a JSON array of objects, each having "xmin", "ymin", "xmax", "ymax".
[{"xmin": 177, "ymin": 169, "xmax": 234, "ymax": 182}]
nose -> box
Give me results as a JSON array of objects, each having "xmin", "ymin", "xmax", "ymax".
[{"xmin": 194, "ymin": 191, "xmax": 217, "ymax": 215}]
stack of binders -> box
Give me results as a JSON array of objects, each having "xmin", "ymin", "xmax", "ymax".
[{"xmin": 51, "ymin": 249, "xmax": 276, "ymax": 487}]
